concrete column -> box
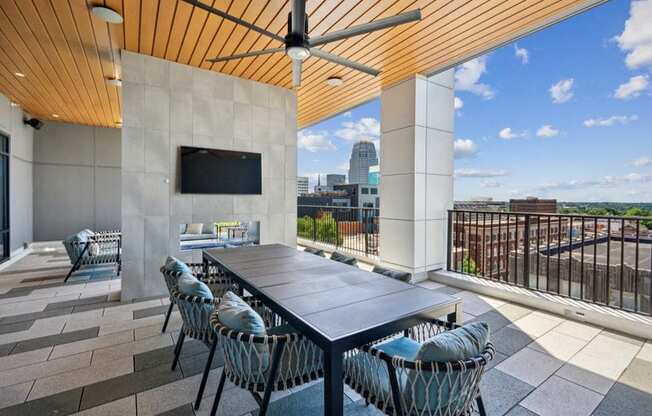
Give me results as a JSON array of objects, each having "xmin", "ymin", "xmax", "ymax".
[{"xmin": 379, "ymin": 71, "xmax": 454, "ymax": 282}]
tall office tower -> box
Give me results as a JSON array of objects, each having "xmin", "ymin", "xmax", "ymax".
[
  {"xmin": 297, "ymin": 176, "xmax": 309, "ymax": 196},
  {"xmin": 348, "ymin": 141, "xmax": 378, "ymax": 184},
  {"xmin": 326, "ymin": 174, "xmax": 346, "ymax": 188}
]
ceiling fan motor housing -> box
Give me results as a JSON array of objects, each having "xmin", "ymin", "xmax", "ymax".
[{"xmin": 285, "ymin": 12, "xmax": 309, "ymax": 47}]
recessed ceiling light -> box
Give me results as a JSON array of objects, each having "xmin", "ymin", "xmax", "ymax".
[
  {"xmin": 52, "ymin": 114, "xmax": 60, "ymax": 118},
  {"xmin": 14, "ymin": 72, "xmax": 25, "ymax": 78},
  {"xmin": 91, "ymin": 6, "xmax": 124, "ymax": 24},
  {"xmin": 326, "ymin": 76, "xmax": 343, "ymax": 87},
  {"xmin": 105, "ymin": 77, "xmax": 122, "ymax": 87},
  {"xmin": 114, "ymin": 121, "xmax": 122, "ymax": 127},
  {"xmin": 10, "ymin": 102, "xmax": 19, "ymax": 107}
]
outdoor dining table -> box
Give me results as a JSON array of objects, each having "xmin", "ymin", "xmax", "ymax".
[{"xmin": 203, "ymin": 243, "xmax": 463, "ymax": 416}]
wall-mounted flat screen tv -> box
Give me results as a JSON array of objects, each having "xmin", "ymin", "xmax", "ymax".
[{"xmin": 180, "ymin": 146, "xmax": 262, "ymax": 195}]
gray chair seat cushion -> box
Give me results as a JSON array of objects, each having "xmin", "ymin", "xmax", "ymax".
[
  {"xmin": 372, "ymin": 266, "xmax": 411, "ymax": 283},
  {"xmin": 330, "ymin": 251, "xmax": 357, "ymax": 266}
]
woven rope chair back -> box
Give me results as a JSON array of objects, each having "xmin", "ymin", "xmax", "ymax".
[{"xmin": 170, "ymin": 289, "xmax": 217, "ymax": 343}]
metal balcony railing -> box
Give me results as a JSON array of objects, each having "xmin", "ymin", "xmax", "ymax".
[
  {"xmin": 297, "ymin": 205, "xmax": 379, "ymax": 258},
  {"xmin": 447, "ymin": 209, "xmax": 652, "ymax": 316}
]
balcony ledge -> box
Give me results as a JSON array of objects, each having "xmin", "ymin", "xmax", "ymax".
[{"xmin": 430, "ymin": 269, "xmax": 652, "ymax": 340}]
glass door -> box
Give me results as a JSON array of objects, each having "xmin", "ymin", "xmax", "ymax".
[{"xmin": 0, "ymin": 134, "xmax": 8, "ymax": 262}]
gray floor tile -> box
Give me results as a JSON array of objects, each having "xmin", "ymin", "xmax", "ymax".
[
  {"xmin": 0, "ymin": 306, "xmax": 74, "ymax": 325},
  {"xmin": 492, "ymin": 327, "xmax": 534, "ymax": 356},
  {"xmin": 179, "ymin": 349, "xmax": 225, "ymax": 377},
  {"xmin": 133, "ymin": 340, "xmax": 208, "ymax": 372},
  {"xmin": 12, "ymin": 327, "xmax": 100, "ymax": 354},
  {"xmin": 80, "ymin": 363, "xmax": 183, "ymax": 410},
  {"xmin": 479, "ymin": 369, "xmax": 535, "ymax": 416},
  {"xmin": 0, "ymin": 343, "xmax": 15, "ymax": 357},
  {"xmin": 0, "ymin": 387, "xmax": 82, "ymax": 416},
  {"xmin": 73, "ymin": 300, "xmax": 124, "ymax": 313},
  {"xmin": 600, "ymin": 330, "xmax": 645, "ymax": 347},
  {"xmin": 252, "ymin": 381, "xmax": 354, "ymax": 416},
  {"xmin": 156, "ymin": 404, "xmax": 195, "ymax": 415},
  {"xmin": 432, "ymin": 286, "xmax": 464, "ymax": 295},
  {"xmin": 617, "ymin": 358, "xmax": 652, "ymax": 394},
  {"xmin": 44, "ymin": 295, "xmax": 109, "ymax": 311},
  {"xmin": 486, "ymin": 351, "xmax": 508, "ymax": 371},
  {"xmin": 593, "ymin": 381, "xmax": 652, "ymax": 416},
  {"xmin": 0, "ymin": 320, "xmax": 34, "ymax": 335},
  {"xmin": 133, "ymin": 304, "xmax": 170, "ymax": 320},
  {"xmin": 472, "ymin": 311, "xmax": 513, "ymax": 333},
  {"xmin": 505, "ymin": 405, "xmax": 539, "ymax": 416}
]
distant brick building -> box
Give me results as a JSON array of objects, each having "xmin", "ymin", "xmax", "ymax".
[{"xmin": 509, "ymin": 197, "xmax": 557, "ymax": 213}]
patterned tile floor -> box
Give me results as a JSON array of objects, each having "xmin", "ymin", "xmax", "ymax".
[{"xmin": 0, "ymin": 247, "xmax": 650, "ymax": 416}]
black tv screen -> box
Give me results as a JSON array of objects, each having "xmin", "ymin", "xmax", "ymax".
[{"xmin": 180, "ymin": 146, "xmax": 262, "ymax": 194}]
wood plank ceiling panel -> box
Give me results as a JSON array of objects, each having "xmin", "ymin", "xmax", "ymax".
[{"xmin": 0, "ymin": 0, "xmax": 604, "ymax": 129}]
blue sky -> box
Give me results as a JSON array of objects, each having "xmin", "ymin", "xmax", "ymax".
[{"xmin": 298, "ymin": 0, "xmax": 652, "ymax": 202}]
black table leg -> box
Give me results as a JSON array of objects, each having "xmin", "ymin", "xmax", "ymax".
[{"xmin": 324, "ymin": 348, "xmax": 344, "ymax": 416}]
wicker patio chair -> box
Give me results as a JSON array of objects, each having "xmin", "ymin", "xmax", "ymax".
[
  {"xmin": 344, "ymin": 319, "xmax": 494, "ymax": 416},
  {"xmin": 208, "ymin": 303, "xmax": 324, "ymax": 416},
  {"xmin": 330, "ymin": 251, "xmax": 358, "ymax": 266},
  {"xmin": 160, "ymin": 262, "xmax": 237, "ymax": 333},
  {"xmin": 63, "ymin": 229, "xmax": 122, "ymax": 282},
  {"xmin": 168, "ymin": 288, "xmax": 223, "ymax": 410}
]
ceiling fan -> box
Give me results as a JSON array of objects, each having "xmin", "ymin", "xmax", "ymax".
[{"xmin": 182, "ymin": 0, "xmax": 422, "ymax": 87}]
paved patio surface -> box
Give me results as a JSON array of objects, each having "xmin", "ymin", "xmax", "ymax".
[{"xmin": 0, "ymin": 247, "xmax": 650, "ymax": 416}]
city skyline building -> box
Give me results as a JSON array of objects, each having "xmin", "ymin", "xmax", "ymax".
[
  {"xmin": 297, "ymin": 176, "xmax": 309, "ymax": 196},
  {"xmin": 348, "ymin": 141, "xmax": 378, "ymax": 184}
]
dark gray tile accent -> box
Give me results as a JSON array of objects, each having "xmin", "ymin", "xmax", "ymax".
[
  {"xmin": 179, "ymin": 349, "xmax": 225, "ymax": 378},
  {"xmin": 72, "ymin": 300, "xmax": 124, "ymax": 313},
  {"xmin": 44, "ymin": 295, "xmax": 109, "ymax": 311},
  {"xmin": 486, "ymin": 351, "xmax": 508, "ymax": 371},
  {"xmin": 0, "ymin": 320, "xmax": 34, "ymax": 335},
  {"xmin": 491, "ymin": 327, "xmax": 534, "ymax": 356},
  {"xmin": 593, "ymin": 381, "xmax": 652, "ymax": 416},
  {"xmin": 10, "ymin": 327, "xmax": 100, "ymax": 354},
  {"xmin": 471, "ymin": 311, "xmax": 513, "ymax": 333},
  {"xmin": 0, "ymin": 287, "xmax": 34, "ymax": 299},
  {"xmin": 156, "ymin": 404, "xmax": 195, "ymax": 416},
  {"xmin": 0, "ymin": 387, "xmax": 82, "ymax": 416},
  {"xmin": 18, "ymin": 269, "xmax": 70, "ymax": 281},
  {"xmin": 0, "ymin": 307, "xmax": 74, "ymax": 325},
  {"xmin": 480, "ymin": 369, "xmax": 534, "ymax": 416},
  {"xmin": 133, "ymin": 340, "xmax": 211, "ymax": 372},
  {"xmin": 0, "ymin": 342, "xmax": 15, "ymax": 357},
  {"xmin": 80, "ymin": 363, "xmax": 183, "ymax": 410},
  {"xmin": 133, "ymin": 304, "xmax": 170, "ymax": 320}
]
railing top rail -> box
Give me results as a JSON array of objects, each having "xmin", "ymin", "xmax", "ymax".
[{"xmin": 448, "ymin": 209, "xmax": 651, "ymax": 221}]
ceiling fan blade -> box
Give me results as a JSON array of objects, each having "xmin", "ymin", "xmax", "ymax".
[
  {"xmin": 310, "ymin": 48, "xmax": 380, "ymax": 77},
  {"xmin": 292, "ymin": 59, "xmax": 302, "ymax": 88},
  {"xmin": 291, "ymin": 0, "xmax": 306, "ymax": 35},
  {"xmin": 206, "ymin": 48, "xmax": 285, "ymax": 63},
  {"xmin": 182, "ymin": 0, "xmax": 285, "ymax": 43},
  {"xmin": 309, "ymin": 9, "xmax": 421, "ymax": 46}
]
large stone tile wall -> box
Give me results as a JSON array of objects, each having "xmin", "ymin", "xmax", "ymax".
[
  {"xmin": 121, "ymin": 50, "xmax": 297, "ymax": 301},
  {"xmin": 33, "ymin": 122, "xmax": 121, "ymax": 241}
]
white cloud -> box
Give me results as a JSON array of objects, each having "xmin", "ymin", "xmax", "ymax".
[
  {"xmin": 453, "ymin": 139, "xmax": 477, "ymax": 159},
  {"xmin": 297, "ymin": 130, "xmax": 336, "ymax": 152},
  {"xmin": 536, "ymin": 125, "xmax": 560, "ymax": 138},
  {"xmin": 614, "ymin": 75, "xmax": 649, "ymax": 99},
  {"xmin": 454, "ymin": 56, "xmax": 495, "ymax": 99},
  {"xmin": 583, "ymin": 114, "xmax": 638, "ymax": 127},
  {"xmin": 631, "ymin": 156, "xmax": 651, "ymax": 167},
  {"xmin": 334, "ymin": 117, "xmax": 380, "ymax": 142},
  {"xmin": 615, "ymin": 0, "xmax": 652, "ymax": 70},
  {"xmin": 533, "ymin": 173, "xmax": 650, "ymax": 192},
  {"xmin": 498, "ymin": 127, "xmax": 527, "ymax": 140},
  {"xmin": 455, "ymin": 169, "xmax": 509, "ymax": 178},
  {"xmin": 514, "ymin": 44, "xmax": 529, "ymax": 64},
  {"xmin": 549, "ymin": 78, "xmax": 574, "ymax": 103},
  {"xmin": 454, "ymin": 96, "xmax": 464, "ymax": 110},
  {"xmin": 342, "ymin": 111, "xmax": 352, "ymax": 117},
  {"xmin": 481, "ymin": 180, "xmax": 502, "ymax": 188}
]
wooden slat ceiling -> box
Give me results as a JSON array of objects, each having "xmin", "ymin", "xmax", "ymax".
[{"xmin": 0, "ymin": 0, "xmax": 604, "ymax": 129}]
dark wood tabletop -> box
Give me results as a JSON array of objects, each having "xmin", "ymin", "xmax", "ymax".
[{"xmin": 203, "ymin": 243, "xmax": 462, "ymax": 416}]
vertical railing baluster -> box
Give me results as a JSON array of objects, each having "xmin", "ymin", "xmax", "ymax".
[
  {"xmin": 634, "ymin": 219, "xmax": 640, "ymax": 313},
  {"xmin": 606, "ymin": 219, "xmax": 611, "ymax": 305},
  {"xmin": 593, "ymin": 217, "xmax": 598, "ymax": 303},
  {"xmin": 514, "ymin": 215, "xmax": 519, "ymax": 285},
  {"xmin": 536, "ymin": 216, "xmax": 541, "ymax": 290},
  {"xmin": 546, "ymin": 217, "xmax": 551, "ymax": 292},
  {"xmin": 506, "ymin": 214, "xmax": 510, "ymax": 282},
  {"xmin": 523, "ymin": 214, "xmax": 530, "ymax": 288},
  {"xmin": 482, "ymin": 213, "xmax": 487, "ymax": 276},
  {"xmin": 498, "ymin": 213, "xmax": 503, "ymax": 280},
  {"xmin": 446, "ymin": 210, "xmax": 452, "ymax": 271},
  {"xmin": 580, "ymin": 217, "xmax": 585, "ymax": 300},
  {"xmin": 620, "ymin": 218, "xmax": 625, "ymax": 309},
  {"xmin": 557, "ymin": 216, "xmax": 562, "ymax": 294},
  {"xmin": 490, "ymin": 213, "xmax": 495, "ymax": 279},
  {"xmin": 568, "ymin": 216, "xmax": 573, "ymax": 297}
]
